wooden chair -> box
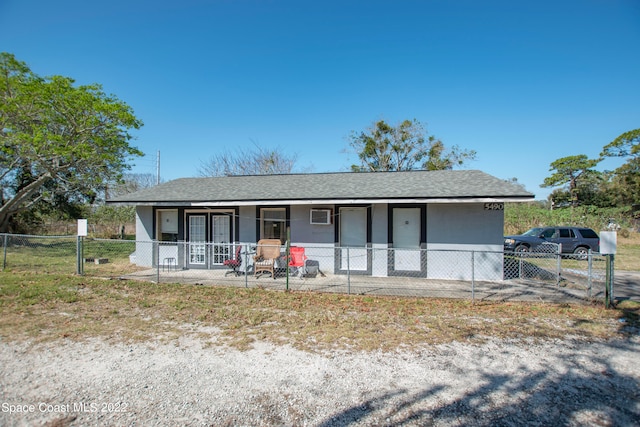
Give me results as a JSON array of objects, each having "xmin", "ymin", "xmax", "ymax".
[{"xmin": 254, "ymin": 239, "xmax": 281, "ymax": 279}]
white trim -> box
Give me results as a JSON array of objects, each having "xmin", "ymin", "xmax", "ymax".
[
  {"xmin": 187, "ymin": 197, "xmax": 533, "ymax": 207},
  {"xmin": 111, "ymin": 196, "xmax": 534, "ymax": 207},
  {"xmin": 310, "ymin": 208, "xmax": 332, "ymax": 225}
]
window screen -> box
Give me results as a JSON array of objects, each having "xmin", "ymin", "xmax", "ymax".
[
  {"xmin": 261, "ymin": 208, "xmax": 286, "ymax": 243},
  {"xmin": 158, "ymin": 210, "xmax": 178, "ymax": 242}
]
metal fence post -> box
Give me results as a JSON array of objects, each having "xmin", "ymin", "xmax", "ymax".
[
  {"xmin": 244, "ymin": 247, "xmax": 248, "ymax": 288},
  {"xmin": 2, "ymin": 234, "xmax": 7, "ymax": 271},
  {"xmin": 610, "ymin": 255, "xmax": 615, "ymax": 306},
  {"xmin": 285, "ymin": 228, "xmax": 290, "ymax": 292},
  {"xmin": 556, "ymin": 245, "xmax": 562, "ymax": 287},
  {"xmin": 346, "ymin": 246, "xmax": 351, "ymax": 295},
  {"xmin": 156, "ymin": 241, "xmax": 160, "ymax": 284},
  {"xmin": 76, "ymin": 235, "xmax": 84, "ymax": 275},
  {"xmin": 471, "ymin": 250, "xmax": 475, "ymax": 303},
  {"xmin": 587, "ymin": 249, "xmax": 593, "ymax": 298},
  {"xmin": 518, "ymin": 254, "xmax": 523, "ymax": 279},
  {"xmin": 605, "ymin": 254, "xmax": 615, "ymax": 308}
]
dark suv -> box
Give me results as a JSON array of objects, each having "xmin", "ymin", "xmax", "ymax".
[{"xmin": 504, "ymin": 226, "xmax": 600, "ymax": 256}]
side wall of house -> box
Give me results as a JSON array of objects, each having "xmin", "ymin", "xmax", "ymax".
[
  {"xmin": 426, "ymin": 203, "xmax": 504, "ymax": 280},
  {"xmin": 135, "ymin": 206, "xmax": 154, "ymax": 267}
]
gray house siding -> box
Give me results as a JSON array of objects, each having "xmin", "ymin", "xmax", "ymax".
[
  {"xmin": 426, "ymin": 203, "xmax": 504, "ymax": 280},
  {"xmin": 136, "ymin": 206, "xmax": 153, "ymax": 242},
  {"xmin": 290, "ymin": 205, "xmax": 334, "ymax": 244},
  {"xmin": 238, "ymin": 205, "xmax": 255, "ymax": 243},
  {"xmin": 113, "ymin": 171, "xmax": 533, "ymax": 280},
  {"xmin": 133, "ymin": 203, "xmax": 506, "ymax": 279}
]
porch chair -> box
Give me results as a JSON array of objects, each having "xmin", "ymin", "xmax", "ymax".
[
  {"xmin": 288, "ymin": 246, "xmax": 307, "ymax": 278},
  {"xmin": 254, "ymin": 239, "xmax": 281, "ymax": 279},
  {"xmin": 223, "ymin": 245, "xmax": 243, "ymax": 276}
]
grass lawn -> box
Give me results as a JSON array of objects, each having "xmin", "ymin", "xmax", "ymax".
[
  {"xmin": 1, "ymin": 237, "xmax": 143, "ymax": 275},
  {"xmin": 616, "ymin": 232, "xmax": 640, "ymax": 271},
  {"xmin": 0, "ymin": 271, "xmax": 637, "ymax": 352}
]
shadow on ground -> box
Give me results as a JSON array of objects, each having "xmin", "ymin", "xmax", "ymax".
[{"xmin": 317, "ymin": 340, "xmax": 640, "ymax": 426}]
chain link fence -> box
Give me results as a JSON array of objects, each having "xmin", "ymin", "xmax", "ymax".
[{"xmin": 1, "ymin": 234, "xmax": 610, "ymax": 304}]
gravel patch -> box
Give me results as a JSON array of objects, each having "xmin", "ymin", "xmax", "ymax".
[{"xmin": 1, "ymin": 334, "xmax": 639, "ymax": 426}]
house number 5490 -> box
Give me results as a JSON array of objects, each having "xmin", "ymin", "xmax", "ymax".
[{"xmin": 484, "ymin": 203, "xmax": 504, "ymax": 210}]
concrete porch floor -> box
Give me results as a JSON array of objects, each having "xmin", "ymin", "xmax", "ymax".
[{"xmin": 120, "ymin": 266, "xmax": 605, "ymax": 304}]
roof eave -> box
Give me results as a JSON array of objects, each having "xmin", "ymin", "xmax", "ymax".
[{"xmin": 107, "ymin": 195, "xmax": 535, "ymax": 207}]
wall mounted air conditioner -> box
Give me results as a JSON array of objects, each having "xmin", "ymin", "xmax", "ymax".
[{"xmin": 310, "ymin": 209, "xmax": 332, "ymax": 225}]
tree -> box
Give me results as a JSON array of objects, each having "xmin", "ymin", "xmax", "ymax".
[
  {"xmin": 601, "ymin": 128, "xmax": 640, "ymax": 159},
  {"xmin": 90, "ymin": 204, "xmax": 136, "ymax": 238},
  {"xmin": 608, "ymin": 157, "xmax": 640, "ymax": 208},
  {"xmin": 90, "ymin": 173, "xmax": 158, "ymax": 238},
  {"xmin": 541, "ymin": 155, "xmax": 600, "ymax": 207},
  {"xmin": 601, "ymin": 128, "xmax": 640, "ymax": 208},
  {"xmin": 548, "ymin": 170, "xmax": 616, "ymax": 208},
  {"xmin": 198, "ymin": 142, "xmax": 300, "ymax": 176},
  {"xmin": 0, "ymin": 52, "xmax": 143, "ymax": 232},
  {"xmin": 348, "ymin": 119, "xmax": 476, "ymax": 172},
  {"xmin": 106, "ymin": 172, "xmax": 159, "ymax": 199}
]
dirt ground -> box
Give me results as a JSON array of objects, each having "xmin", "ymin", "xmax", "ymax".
[{"xmin": 1, "ymin": 332, "xmax": 639, "ymax": 426}]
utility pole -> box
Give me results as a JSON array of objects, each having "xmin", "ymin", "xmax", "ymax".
[{"xmin": 156, "ymin": 150, "xmax": 160, "ymax": 185}]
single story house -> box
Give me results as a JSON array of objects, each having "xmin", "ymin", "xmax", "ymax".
[{"xmin": 107, "ymin": 170, "xmax": 534, "ymax": 280}]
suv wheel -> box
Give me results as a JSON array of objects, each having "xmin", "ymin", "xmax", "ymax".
[
  {"xmin": 573, "ymin": 246, "xmax": 589, "ymax": 260},
  {"xmin": 515, "ymin": 244, "xmax": 530, "ymax": 253}
]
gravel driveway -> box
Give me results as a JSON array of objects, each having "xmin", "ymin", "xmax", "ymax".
[{"xmin": 1, "ymin": 332, "xmax": 639, "ymax": 427}]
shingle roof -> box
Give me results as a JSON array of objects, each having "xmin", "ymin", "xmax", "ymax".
[{"xmin": 107, "ymin": 170, "xmax": 534, "ymax": 205}]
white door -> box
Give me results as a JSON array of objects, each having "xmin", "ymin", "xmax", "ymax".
[
  {"xmin": 188, "ymin": 215, "xmax": 206, "ymax": 266},
  {"xmin": 211, "ymin": 214, "xmax": 231, "ymax": 265},
  {"xmin": 340, "ymin": 207, "xmax": 367, "ymax": 271},
  {"xmin": 393, "ymin": 208, "xmax": 421, "ymax": 271}
]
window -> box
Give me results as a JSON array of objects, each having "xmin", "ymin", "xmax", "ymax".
[
  {"xmin": 261, "ymin": 208, "xmax": 286, "ymax": 243},
  {"xmin": 310, "ymin": 209, "xmax": 332, "ymax": 225},
  {"xmin": 157, "ymin": 210, "xmax": 178, "ymax": 242},
  {"xmin": 541, "ymin": 229, "xmax": 556, "ymax": 239},
  {"xmin": 579, "ymin": 228, "xmax": 599, "ymax": 239},
  {"xmin": 559, "ymin": 228, "xmax": 573, "ymax": 238}
]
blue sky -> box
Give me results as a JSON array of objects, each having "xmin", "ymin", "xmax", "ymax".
[{"xmin": 1, "ymin": 0, "xmax": 639, "ymax": 199}]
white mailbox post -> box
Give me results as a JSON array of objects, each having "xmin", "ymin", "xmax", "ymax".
[
  {"xmin": 77, "ymin": 219, "xmax": 88, "ymax": 275},
  {"xmin": 600, "ymin": 231, "xmax": 617, "ymax": 308}
]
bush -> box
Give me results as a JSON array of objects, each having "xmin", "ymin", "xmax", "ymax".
[{"xmin": 504, "ymin": 203, "xmax": 635, "ymax": 234}]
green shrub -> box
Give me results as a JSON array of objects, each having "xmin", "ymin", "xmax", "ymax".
[{"xmin": 505, "ymin": 203, "xmax": 634, "ymax": 234}]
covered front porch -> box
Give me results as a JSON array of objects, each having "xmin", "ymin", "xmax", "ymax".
[{"xmin": 120, "ymin": 263, "xmax": 605, "ymax": 304}]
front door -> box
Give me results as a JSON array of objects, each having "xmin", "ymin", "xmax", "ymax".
[
  {"xmin": 393, "ymin": 208, "xmax": 421, "ymax": 271},
  {"xmin": 188, "ymin": 215, "xmax": 207, "ymax": 268},
  {"xmin": 211, "ymin": 214, "xmax": 232, "ymax": 265},
  {"xmin": 340, "ymin": 207, "xmax": 368, "ymax": 271}
]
